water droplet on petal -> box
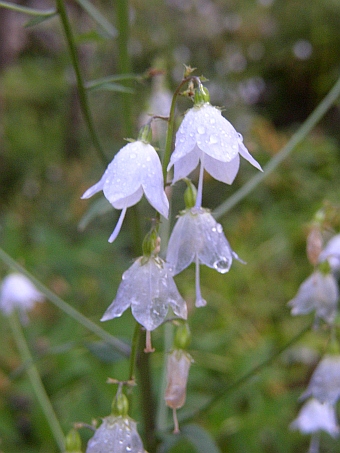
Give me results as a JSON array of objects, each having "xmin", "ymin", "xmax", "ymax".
[
  {"xmin": 216, "ymin": 224, "xmax": 223, "ymax": 233},
  {"xmin": 197, "ymin": 126, "xmax": 205, "ymax": 134},
  {"xmin": 237, "ymin": 132, "xmax": 243, "ymax": 141},
  {"xmin": 209, "ymin": 134, "xmax": 218, "ymax": 144},
  {"xmin": 213, "ymin": 259, "xmax": 231, "ymax": 274},
  {"xmin": 211, "ymin": 227, "xmax": 217, "ymax": 232},
  {"xmin": 130, "ymin": 153, "xmax": 136, "ymax": 159},
  {"xmin": 210, "ymin": 118, "xmax": 216, "ymax": 124}
]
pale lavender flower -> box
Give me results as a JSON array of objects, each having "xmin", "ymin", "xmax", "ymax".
[
  {"xmin": 319, "ymin": 234, "xmax": 340, "ymax": 275},
  {"xmin": 288, "ymin": 271, "xmax": 339, "ymax": 324},
  {"xmin": 290, "ymin": 398, "xmax": 339, "ymax": 438},
  {"xmin": 101, "ymin": 256, "xmax": 187, "ymax": 331},
  {"xmin": 167, "ymin": 102, "xmax": 261, "ymax": 187},
  {"xmin": 86, "ymin": 415, "xmax": 146, "ymax": 453},
  {"xmin": 82, "ymin": 140, "xmax": 169, "ymax": 243},
  {"xmin": 0, "ymin": 273, "xmax": 44, "ymax": 322},
  {"xmin": 301, "ymin": 355, "xmax": 340, "ymax": 405},
  {"xmin": 166, "ymin": 207, "xmax": 243, "ymax": 307}
]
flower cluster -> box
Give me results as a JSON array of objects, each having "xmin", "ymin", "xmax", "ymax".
[
  {"xmin": 81, "ymin": 74, "xmax": 262, "ymax": 440},
  {"xmin": 288, "ymin": 225, "xmax": 340, "ymax": 452}
]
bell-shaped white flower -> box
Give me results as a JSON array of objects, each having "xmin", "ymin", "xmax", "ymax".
[
  {"xmin": 86, "ymin": 416, "xmax": 145, "ymax": 453},
  {"xmin": 0, "ymin": 273, "xmax": 44, "ymax": 322},
  {"xmin": 319, "ymin": 234, "xmax": 340, "ymax": 275},
  {"xmin": 166, "ymin": 207, "xmax": 243, "ymax": 307},
  {"xmin": 82, "ymin": 137, "xmax": 169, "ymax": 243},
  {"xmin": 101, "ymin": 256, "xmax": 187, "ymax": 332},
  {"xmin": 290, "ymin": 398, "xmax": 339, "ymax": 438},
  {"xmin": 167, "ymin": 102, "xmax": 262, "ymax": 186},
  {"xmin": 301, "ymin": 355, "xmax": 340, "ymax": 405},
  {"xmin": 288, "ymin": 271, "xmax": 339, "ymax": 324}
]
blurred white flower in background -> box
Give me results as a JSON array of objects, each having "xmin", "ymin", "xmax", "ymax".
[{"xmin": 0, "ymin": 273, "xmax": 44, "ymax": 323}]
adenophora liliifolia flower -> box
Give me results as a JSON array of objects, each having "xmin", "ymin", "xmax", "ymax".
[
  {"xmin": 288, "ymin": 269, "xmax": 339, "ymax": 325},
  {"xmin": 101, "ymin": 254, "xmax": 187, "ymax": 351},
  {"xmin": 290, "ymin": 398, "xmax": 339, "ymax": 438},
  {"xmin": 301, "ymin": 354, "xmax": 340, "ymax": 405},
  {"xmin": 0, "ymin": 273, "xmax": 44, "ymax": 324},
  {"xmin": 166, "ymin": 182, "xmax": 243, "ymax": 307},
  {"xmin": 82, "ymin": 125, "xmax": 169, "ymax": 243},
  {"xmin": 167, "ymin": 85, "xmax": 262, "ymax": 208},
  {"xmin": 86, "ymin": 393, "xmax": 146, "ymax": 453}
]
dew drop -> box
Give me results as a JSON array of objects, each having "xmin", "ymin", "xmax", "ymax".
[
  {"xmin": 216, "ymin": 223, "xmax": 223, "ymax": 233},
  {"xmin": 211, "ymin": 227, "xmax": 217, "ymax": 232},
  {"xmin": 210, "ymin": 118, "xmax": 216, "ymax": 124},
  {"xmin": 209, "ymin": 134, "xmax": 218, "ymax": 144},
  {"xmin": 146, "ymin": 156, "xmax": 151, "ymax": 161},
  {"xmin": 213, "ymin": 259, "xmax": 231, "ymax": 274},
  {"xmin": 197, "ymin": 126, "xmax": 205, "ymax": 134},
  {"xmin": 130, "ymin": 153, "xmax": 137, "ymax": 159},
  {"xmin": 237, "ymin": 132, "xmax": 243, "ymax": 141}
]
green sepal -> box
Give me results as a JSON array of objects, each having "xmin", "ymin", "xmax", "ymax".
[
  {"xmin": 194, "ymin": 85, "xmax": 210, "ymax": 105},
  {"xmin": 112, "ymin": 392, "xmax": 129, "ymax": 417},
  {"xmin": 174, "ymin": 323, "xmax": 191, "ymax": 350},
  {"xmin": 138, "ymin": 123, "xmax": 152, "ymax": 144},
  {"xmin": 64, "ymin": 428, "xmax": 82, "ymax": 452},
  {"xmin": 183, "ymin": 179, "xmax": 197, "ymax": 209}
]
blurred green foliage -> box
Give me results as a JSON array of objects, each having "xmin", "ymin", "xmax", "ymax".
[{"xmin": 0, "ymin": 0, "xmax": 340, "ymax": 452}]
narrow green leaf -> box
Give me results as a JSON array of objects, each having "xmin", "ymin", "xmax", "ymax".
[
  {"xmin": 85, "ymin": 73, "xmax": 142, "ymax": 90},
  {"xmin": 24, "ymin": 12, "xmax": 57, "ymax": 27},
  {"xmin": 89, "ymin": 82, "xmax": 134, "ymax": 94},
  {"xmin": 0, "ymin": 1, "xmax": 55, "ymax": 16},
  {"xmin": 78, "ymin": 197, "xmax": 112, "ymax": 231},
  {"xmin": 74, "ymin": 0, "xmax": 117, "ymax": 38},
  {"xmin": 181, "ymin": 424, "xmax": 222, "ymax": 453}
]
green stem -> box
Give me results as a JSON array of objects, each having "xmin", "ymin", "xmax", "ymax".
[
  {"xmin": 0, "ymin": 1, "xmax": 55, "ymax": 15},
  {"xmin": 9, "ymin": 312, "xmax": 65, "ymax": 451},
  {"xmin": 213, "ymin": 73, "xmax": 340, "ymax": 220},
  {"xmin": 128, "ymin": 322, "xmax": 141, "ymax": 381},
  {"xmin": 116, "ymin": 0, "xmax": 133, "ymax": 137},
  {"xmin": 0, "ymin": 248, "xmax": 131, "ymax": 358},
  {"xmin": 55, "ymin": 0, "xmax": 107, "ymax": 165}
]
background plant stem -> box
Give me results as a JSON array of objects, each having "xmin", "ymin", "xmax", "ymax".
[
  {"xmin": 9, "ymin": 312, "xmax": 65, "ymax": 451},
  {"xmin": 55, "ymin": 0, "xmax": 107, "ymax": 165}
]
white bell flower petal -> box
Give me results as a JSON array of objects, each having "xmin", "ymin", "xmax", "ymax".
[
  {"xmin": 168, "ymin": 103, "xmax": 261, "ymax": 184},
  {"xmin": 290, "ymin": 398, "xmax": 339, "ymax": 437},
  {"xmin": 301, "ymin": 355, "xmax": 340, "ymax": 405},
  {"xmin": 166, "ymin": 208, "xmax": 242, "ymax": 275},
  {"xmin": 0, "ymin": 273, "xmax": 44, "ymax": 321},
  {"xmin": 288, "ymin": 271, "xmax": 339, "ymax": 324},
  {"xmin": 86, "ymin": 415, "xmax": 146, "ymax": 453},
  {"xmin": 203, "ymin": 153, "xmax": 240, "ymax": 185},
  {"xmin": 319, "ymin": 234, "xmax": 340, "ymax": 275},
  {"xmin": 101, "ymin": 257, "xmax": 187, "ymax": 331},
  {"xmin": 82, "ymin": 141, "xmax": 169, "ymax": 241}
]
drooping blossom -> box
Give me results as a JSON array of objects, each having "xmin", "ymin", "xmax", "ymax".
[
  {"xmin": 288, "ymin": 270, "xmax": 338, "ymax": 324},
  {"xmin": 0, "ymin": 273, "xmax": 44, "ymax": 322},
  {"xmin": 86, "ymin": 393, "xmax": 146, "ymax": 453},
  {"xmin": 301, "ymin": 355, "xmax": 340, "ymax": 405},
  {"xmin": 290, "ymin": 398, "xmax": 339, "ymax": 438},
  {"xmin": 166, "ymin": 207, "xmax": 243, "ymax": 307},
  {"xmin": 101, "ymin": 256, "xmax": 187, "ymax": 350},
  {"xmin": 82, "ymin": 138, "xmax": 169, "ymax": 243},
  {"xmin": 167, "ymin": 93, "xmax": 262, "ymax": 207}
]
